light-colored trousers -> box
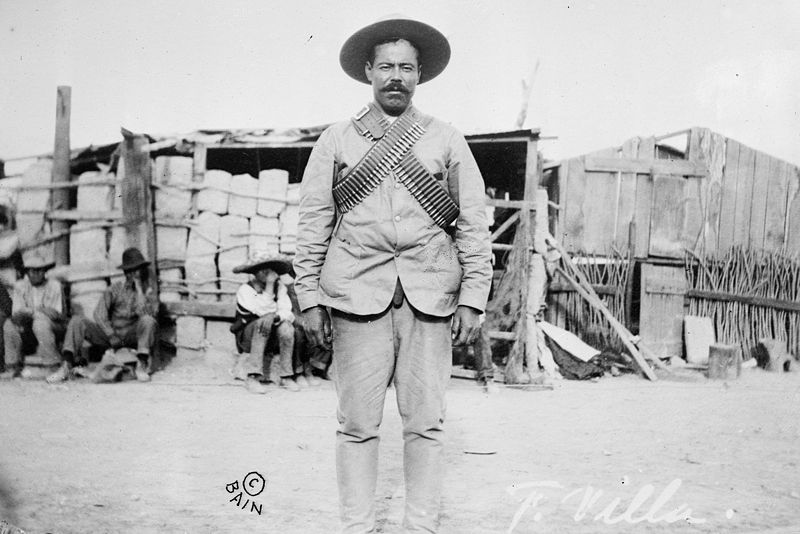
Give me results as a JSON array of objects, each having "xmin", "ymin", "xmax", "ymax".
[
  {"xmin": 3, "ymin": 311, "xmax": 62, "ymax": 366},
  {"xmin": 331, "ymin": 298, "xmax": 452, "ymax": 533}
]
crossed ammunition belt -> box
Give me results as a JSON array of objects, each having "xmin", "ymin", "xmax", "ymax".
[{"xmin": 332, "ymin": 109, "xmax": 459, "ymax": 229}]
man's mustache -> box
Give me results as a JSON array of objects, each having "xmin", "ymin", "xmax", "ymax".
[{"xmin": 381, "ymin": 84, "xmax": 409, "ymax": 93}]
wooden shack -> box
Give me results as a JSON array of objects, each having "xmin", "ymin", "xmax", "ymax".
[
  {"xmin": 2, "ymin": 117, "xmax": 541, "ymax": 366},
  {"xmin": 544, "ymin": 127, "xmax": 800, "ymax": 359}
]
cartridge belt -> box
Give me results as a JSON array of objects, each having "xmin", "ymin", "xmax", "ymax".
[{"xmin": 332, "ymin": 106, "xmax": 460, "ymax": 229}]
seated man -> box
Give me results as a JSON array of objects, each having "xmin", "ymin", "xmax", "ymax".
[
  {"xmin": 230, "ymin": 251, "xmax": 300, "ymax": 394},
  {"xmin": 47, "ymin": 247, "xmax": 158, "ymax": 383},
  {"xmin": 0, "ymin": 249, "xmax": 66, "ymax": 379}
]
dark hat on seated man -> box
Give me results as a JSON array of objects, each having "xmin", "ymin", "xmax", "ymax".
[
  {"xmin": 118, "ymin": 247, "xmax": 150, "ymax": 272},
  {"xmin": 233, "ymin": 250, "xmax": 293, "ymax": 276},
  {"xmin": 339, "ymin": 16, "xmax": 451, "ymax": 84}
]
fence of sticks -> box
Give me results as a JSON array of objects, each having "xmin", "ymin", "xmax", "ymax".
[
  {"xmin": 548, "ymin": 248, "xmax": 632, "ymax": 354},
  {"xmin": 685, "ymin": 247, "xmax": 800, "ymax": 359}
]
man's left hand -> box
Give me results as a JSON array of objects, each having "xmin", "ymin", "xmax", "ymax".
[{"xmin": 451, "ymin": 305, "xmax": 482, "ymax": 346}]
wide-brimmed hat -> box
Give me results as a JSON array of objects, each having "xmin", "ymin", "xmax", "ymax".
[
  {"xmin": 339, "ymin": 17, "xmax": 450, "ymax": 84},
  {"xmin": 22, "ymin": 248, "xmax": 55, "ymax": 271},
  {"xmin": 233, "ymin": 251, "xmax": 293, "ymax": 276},
  {"xmin": 118, "ymin": 247, "xmax": 150, "ymax": 271}
]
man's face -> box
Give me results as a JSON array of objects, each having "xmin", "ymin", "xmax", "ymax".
[
  {"xmin": 28, "ymin": 268, "xmax": 46, "ymax": 287},
  {"xmin": 365, "ymin": 39, "xmax": 421, "ymax": 116},
  {"xmin": 124, "ymin": 268, "xmax": 143, "ymax": 284},
  {"xmin": 254, "ymin": 267, "xmax": 278, "ymax": 286}
]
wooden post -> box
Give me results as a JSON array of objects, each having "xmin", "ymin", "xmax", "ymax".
[
  {"xmin": 504, "ymin": 134, "xmax": 540, "ymax": 384},
  {"xmin": 120, "ymin": 129, "xmax": 158, "ymax": 295},
  {"xmin": 51, "ymin": 86, "xmax": 71, "ymax": 265}
]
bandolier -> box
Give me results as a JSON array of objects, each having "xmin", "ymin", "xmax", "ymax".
[{"xmin": 332, "ymin": 104, "xmax": 460, "ymax": 229}]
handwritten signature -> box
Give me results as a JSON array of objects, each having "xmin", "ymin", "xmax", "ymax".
[{"xmin": 506, "ymin": 478, "xmax": 706, "ymax": 532}]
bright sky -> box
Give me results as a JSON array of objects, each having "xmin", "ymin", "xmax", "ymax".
[{"xmin": 1, "ymin": 0, "xmax": 799, "ymax": 166}]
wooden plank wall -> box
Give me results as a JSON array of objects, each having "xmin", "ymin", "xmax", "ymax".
[{"xmin": 558, "ymin": 129, "xmax": 800, "ymax": 259}]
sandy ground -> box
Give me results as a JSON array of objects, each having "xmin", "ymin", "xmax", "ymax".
[{"xmin": 1, "ymin": 349, "xmax": 799, "ymax": 534}]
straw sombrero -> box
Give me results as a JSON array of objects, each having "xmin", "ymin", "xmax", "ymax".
[{"xmin": 233, "ymin": 251, "xmax": 293, "ymax": 275}]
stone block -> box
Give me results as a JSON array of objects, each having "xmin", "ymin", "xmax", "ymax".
[
  {"xmin": 197, "ymin": 170, "xmax": 231, "ymax": 214},
  {"xmin": 257, "ymin": 169, "xmax": 288, "ymax": 217},
  {"xmin": 176, "ymin": 315, "xmax": 205, "ymax": 349},
  {"xmin": 76, "ymin": 171, "xmax": 114, "ymax": 212},
  {"xmin": 228, "ymin": 174, "xmax": 258, "ymax": 218},
  {"xmin": 205, "ymin": 319, "xmax": 236, "ymax": 353},
  {"xmin": 156, "ymin": 225, "xmax": 189, "ymax": 262},
  {"xmin": 218, "ymin": 215, "xmax": 249, "ymax": 297},
  {"xmin": 18, "ymin": 159, "xmax": 51, "ymax": 212},
  {"xmin": 70, "ymin": 279, "xmax": 108, "ymax": 317},
  {"xmin": 185, "ymin": 211, "xmax": 219, "ymax": 301}
]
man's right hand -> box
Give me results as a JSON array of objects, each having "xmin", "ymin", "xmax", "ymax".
[{"xmin": 302, "ymin": 306, "xmax": 332, "ymax": 350}]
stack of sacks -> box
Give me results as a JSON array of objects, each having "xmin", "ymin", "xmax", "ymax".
[
  {"xmin": 217, "ymin": 215, "xmax": 249, "ymax": 303},
  {"xmin": 154, "ymin": 156, "xmax": 193, "ymax": 219},
  {"xmin": 248, "ymin": 216, "xmax": 280, "ymax": 256},
  {"xmin": 176, "ymin": 316, "xmax": 205, "ymax": 350},
  {"xmin": 112, "ymin": 158, "xmax": 125, "ymax": 210},
  {"xmin": 16, "ymin": 159, "xmax": 51, "ymax": 251},
  {"xmin": 156, "ymin": 224, "xmax": 189, "ymax": 264},
  {"xmin": 70, "ymin": 278, "xmax": 108, "ymax": 318},
  {"xmin": 185, "ymin": 211, "xmax": 220, "ymax": 302},
  {"xmin": 228, "ymin": 174, "xmax": 258, "ymax": 218},
  {"xmin": 107, "ymin": 226, "xmax": 127, "ymax": 269},
  {"xmin": 158, "ymin": 267, "xmax": 183, "ymax": 303},
  {"xmin": 279, "ymin": 204, "xmax": 299, "ymax": 254},
  {"xmin": 257, "ymin": 169, "xmax": 288, "ymax": 217},
  {"xmin": 205, "ymin": 319, "xmax": 237, "ymax": 353},
  {"xmin": 196, "ymin": 169, "xmax": 231, "ymax": 215},
  {"xmin": 76, "ymin": 171, "xmax": 115, "ymax": 212}
]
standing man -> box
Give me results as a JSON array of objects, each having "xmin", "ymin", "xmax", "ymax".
[
  {"xmin": 0, "ymin": 249, "xmax": 65, "ymax": 379},
  {"xmin": 294, "ymin": 17, "xmax": 492, "ymax": 533},
  {"xmin": 47, "ymin": 247, "xmax": 158, "ymax": 383}
]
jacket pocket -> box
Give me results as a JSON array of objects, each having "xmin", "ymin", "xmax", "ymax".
[
  {"xmin": 319, "ymin": 236, "xmax": 359, "ymax": 298},
  {"xmin": 423, "ymin": 231, "xmax": 462, "ymax": 294}
]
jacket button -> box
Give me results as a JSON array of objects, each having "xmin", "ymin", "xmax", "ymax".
[
  {"xmin": 394, "ymin": 250, "xmax": 400, "ymax": 257},
  {"xmin": 394, "ymin": 215, "xmax": 400, "ymax": 222},
  {"xmin": 394, "ymin": 182, "xmax": 401, "ymax": 189}
]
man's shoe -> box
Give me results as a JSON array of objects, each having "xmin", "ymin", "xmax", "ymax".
[
  {"xmin": 280, "ymin": 377, "xmax": 300, "ymax": 392},
  {"xmin": 304, "ymin": 373, "xmax": 321, "ymax": 387},
  {"xmin": 135, "ymin": 361, "xmax": 151, "ymax": 382},
  {"xmin": 245, "ymin": 377, "xmax": 267, "ymax": 394},
  {"xmin": 46, "ymin": 363, "xmax": 71, "ymax": 384},
  {"xmin": 294, "ymin": 375, "xmax": 310, "ymax": 388}
]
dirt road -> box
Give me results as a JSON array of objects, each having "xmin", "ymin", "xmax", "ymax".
[{"xmin": 1, "ymin": 350, "xmax": 799, "ymax": 533}]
